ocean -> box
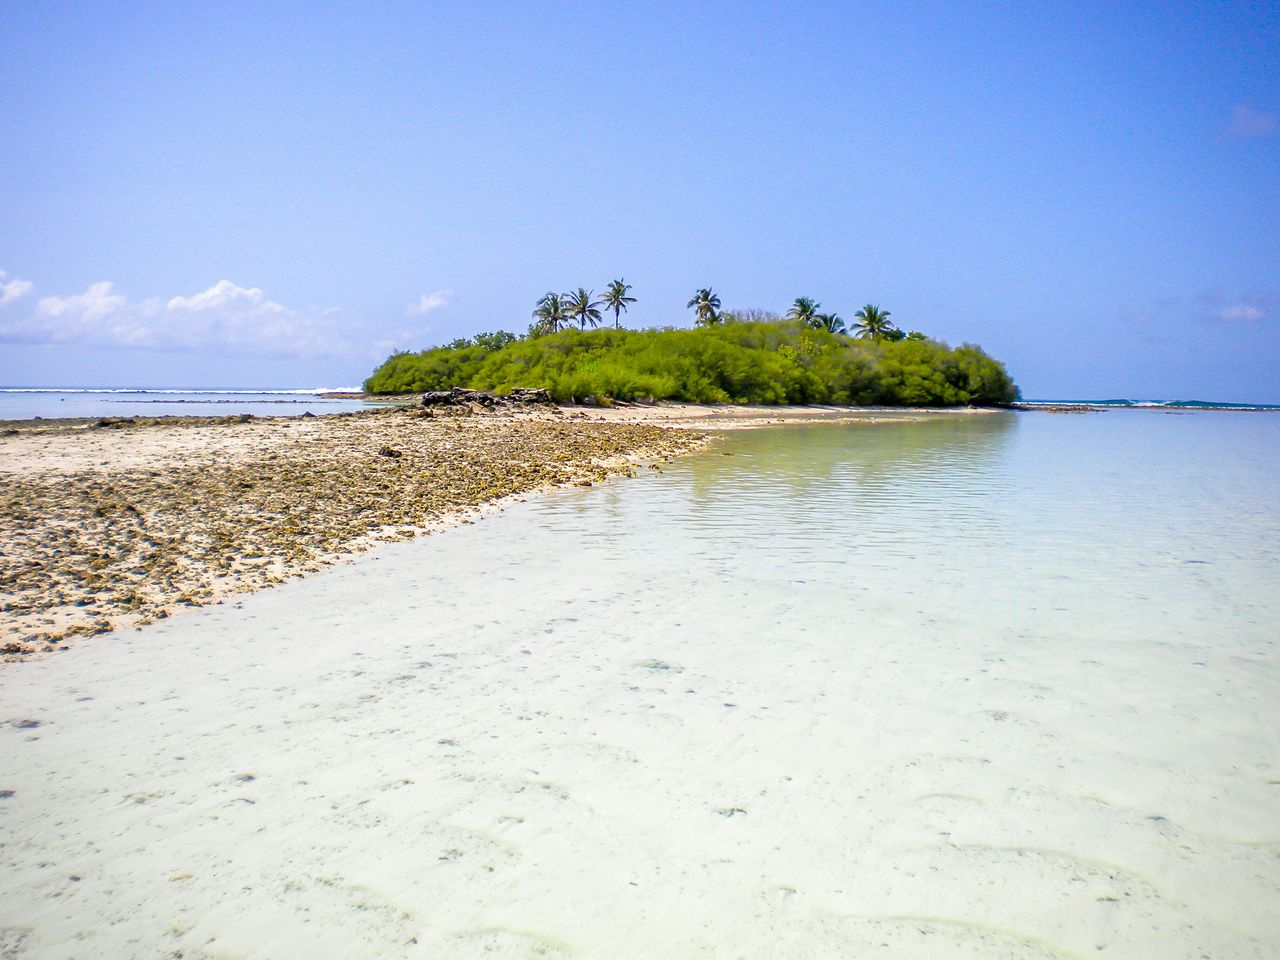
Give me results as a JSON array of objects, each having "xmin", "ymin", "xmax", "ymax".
[
  {"xmin": 0, "ymin": 387, "xmax": 385, "ymax": 421},
  {"xmin": 4, "ymin": 388, "xmax": 1279, "ymax": 423}
]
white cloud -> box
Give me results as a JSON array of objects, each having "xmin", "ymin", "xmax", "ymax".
[
  {"xmin": 0, "ymin": 269, "xmax": 34, "ymax": 307},
  {"xmin": 166, "ymin": 278, "xmax": 285, "ymax": 314},
  {"xmin": 407, "ymin": 290, "xmax": 451, "ymax": 316},
  {"xmin": 2, "ymin": 278, "xmax": 356, "ymax": 358},
  {"xmin": 38, "ymin": 281, "xmax": 130, "ymax": 323},
  {"xmin": 1230, "ymin": 104, "xmax": 1277, "ymax": 138},
  {"xmin": 1195, "ymin": 290, "xmax": 1275, "ymax": 325},
  {"xmin": 1216, "ymin": 302, "xmax": 1265, "ymax": 322}
]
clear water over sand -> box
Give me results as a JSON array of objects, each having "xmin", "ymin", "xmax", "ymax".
[{"xmin": 3, "ymin": 410, "xmax": 1277, "ymax": 958}]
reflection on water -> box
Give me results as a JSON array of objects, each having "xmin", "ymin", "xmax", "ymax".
[
  {"xmin": 681, "ymin": 414, "xmax": 1019, "ymax": 562},
  {"xmin": 571, "ymin": 410, "xmax": 1279, "ymax": 648},
  {"xmin": 689, "ymin": 413, "xmax": 1016, "ymax": 497},
  {"xmin": 520, "ymin": 409, "xmax": 1279, "ymax": 952},
  {"xmin": 8, "ymin": 409, "xmax": 1275, "ymax": 957}
]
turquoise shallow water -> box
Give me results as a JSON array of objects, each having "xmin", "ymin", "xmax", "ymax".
[
  {"xmin": 2, "ymin": 408, "xmax": 1277, "ymax": 957},
  {"xmin": 658, "ymin": 410, "xmax": 1280, "ymax": 651},
  {"xmin": 507, "ymin": 408, "xmax": 1280, "ymax": 952},
  {"xmin": 565, "ymin": 410, "xmax": 1280, "ymax": 666}
]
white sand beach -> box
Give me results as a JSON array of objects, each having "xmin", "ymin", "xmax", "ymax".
[{"xmin": 3, "ymin": 416, "xmax": 1278, "ymax": 958}]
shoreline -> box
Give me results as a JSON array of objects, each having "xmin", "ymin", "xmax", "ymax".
[
  {"xmin": 0, "ymin": 405, "xmax": 707, "ymax": 657},
  {"xmin": 321, "ymin": 397, "xmax": 1007, "ymax": 427},
  {"xmin": 0, "ymin": 401, "xmax": 1004, "ymax": 657},
  {"xmin": 2, "ymin": 402, "xmax": 997, "ymax": 434}
]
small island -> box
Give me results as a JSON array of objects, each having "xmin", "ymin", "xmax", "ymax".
[{"xmin": 365, "ymin": 290, "xmax": 1019, "ymax": 407}]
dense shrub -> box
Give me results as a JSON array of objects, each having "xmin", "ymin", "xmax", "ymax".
[{"xmin": 363, "ymin": 322, "xmax": 1019, "ymax": 406}]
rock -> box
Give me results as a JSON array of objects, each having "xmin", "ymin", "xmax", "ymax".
[
  {"xmin": 377, "ymin": 446, "xmax": 402, "ymax": 458},
  {"xmin": 422, "ymin": 387, "xmax": 496, "ymax": 408},
  {"xmin": 302, "ymin": 411, "xmax": 315, "ymax": 418},
  {"xmin": 421, "ymin": 386, "xmax": 556, "ymax": 409},
  {"xmin": 507, "ymin": 387, "xmax": 554, "ymax": 405}
]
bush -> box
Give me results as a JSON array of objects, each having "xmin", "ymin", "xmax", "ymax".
[{"xmin": 363, "ymin": 322, "xmax": 1019, "ymax": 406}]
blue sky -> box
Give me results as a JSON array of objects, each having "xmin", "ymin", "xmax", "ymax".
[{"xmin": 1, "ymin": 1, "xmax": 1277, "ymax": 400}]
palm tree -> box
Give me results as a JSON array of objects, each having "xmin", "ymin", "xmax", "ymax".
[
  {"xmin": 854, "ymin": 303, "xmax": 896, "ymax": 340},
  {"xmin": 786, "ymin": 297, "xmax": 820, "ymax": 325},
  {"xmin": 566, "ymin": 287, "xmax": 603, "ymax": 330},
  {"xmin": 815, "ymin": 312, "xmax": 846, "ymax": 334},
  {"xmin": 602, "ymin": 279, "xmax": 636, "ymax": 329},
  {"xmin": 687, "ymin": 287, "xmax": 721, "ymax": 326},
  {"xmin": 533, "ymin": 291, "xmax": 568, "ymax": 335}
]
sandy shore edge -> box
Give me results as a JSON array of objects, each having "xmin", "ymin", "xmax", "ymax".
[
  {"xmin": 1, "ymin": 402, "xmax": 993, "ymax": 658},
  {"xmin": 1, "ymin": 406, "xmax": 710, "ymax": 657}
]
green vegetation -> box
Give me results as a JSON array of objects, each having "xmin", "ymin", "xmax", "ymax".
[
  {"xmin": 566, "ymin": 287, "xmax": 603, "ymax": 330},
  {"xmin": 532, "ymin": 292, "xmax": 569, "ymax": 335},
  {"xmin": 602, "ymin": 279, "xmax": 636, "ymax": 329},
  {"xmin": 786, "ymin": 297, "xmax": 848, "ymax": 334},
  {"xmin": 365, "ymin": 320, "xmax": 1019, "ymax": 406},
  {"xmin": 371, "ymin": 284, "xmax": 1017, "ymax": 405},
  {"xmin": 854, "ymin": 303, "xmax": 895, "ymax": 339},
  {"xmin": 786, "ymin": 296, "xmax": 820, "ymax": 325},
  {"xmin": 687, "ymin": 288, "xmax": 722, "ymax": 326}
]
